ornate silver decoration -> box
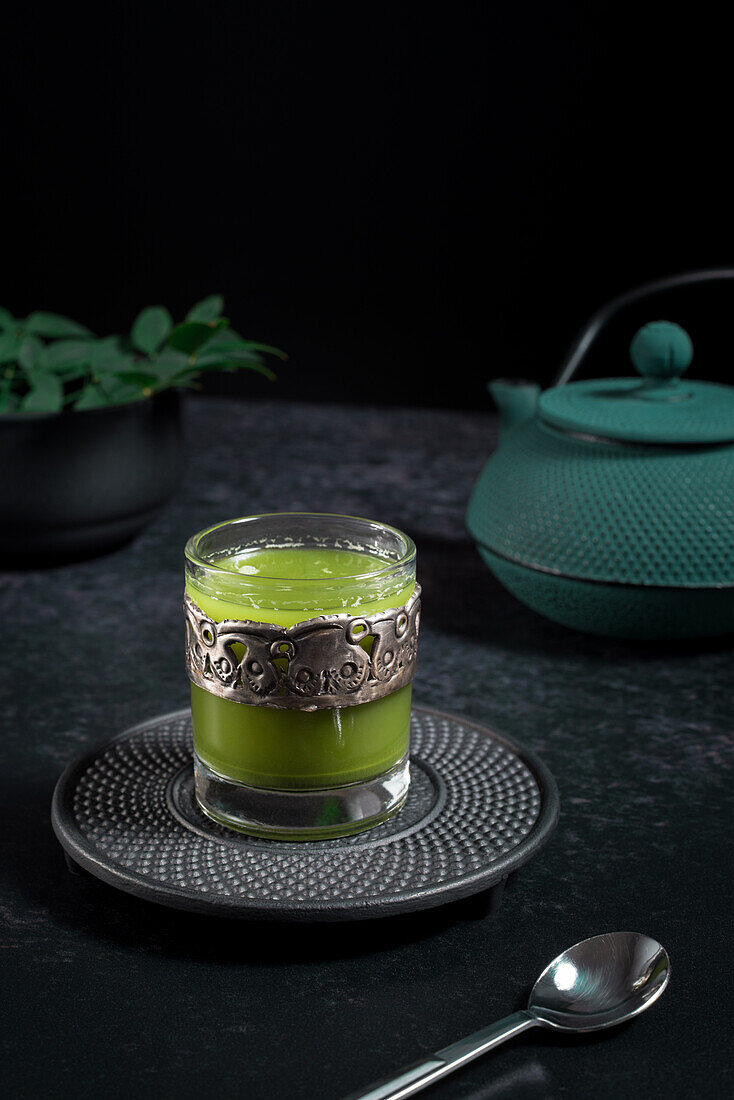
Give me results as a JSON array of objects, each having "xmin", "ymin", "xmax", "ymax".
[{"xmin": 184, "ymin": 585, "xmax": 421, "ymax": 710}]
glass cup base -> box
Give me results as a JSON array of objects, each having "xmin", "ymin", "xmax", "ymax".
[{"xmin": 194, "ymin": 753, "xmax": 410, "ymax": 840}]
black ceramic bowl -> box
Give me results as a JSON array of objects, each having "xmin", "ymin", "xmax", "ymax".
[{"xmin": 0, "ymin": 391, "xmax": 183, "ymax": 563}]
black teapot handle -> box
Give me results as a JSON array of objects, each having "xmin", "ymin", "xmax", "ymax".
[{"xmin": 554, "ymin": 267, "xmax": 734, "ymax": 387}]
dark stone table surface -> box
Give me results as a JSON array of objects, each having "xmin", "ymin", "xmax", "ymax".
[{"xmin": 2, "ymin": 396, "xmax": 732, "ymax": 1099}]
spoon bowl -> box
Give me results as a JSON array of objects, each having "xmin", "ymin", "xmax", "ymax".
[{"xmin": 529, "ymin": 931, "xmax": 670, "ymax": 1032}]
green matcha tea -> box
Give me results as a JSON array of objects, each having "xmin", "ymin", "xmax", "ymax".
[{"xmin": 187, "ymin": 546, "xmax": 415, "ymax": 790}]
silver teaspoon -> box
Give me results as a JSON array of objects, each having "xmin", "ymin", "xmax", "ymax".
[{"xmin": 346, "ymin": 931, "xmax": 670, "ymax": 1100}]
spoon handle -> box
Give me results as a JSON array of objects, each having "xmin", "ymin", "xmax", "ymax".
[{"xmin": 344, "ymin": 1010, "xmax": 536, "ymax": 1100}]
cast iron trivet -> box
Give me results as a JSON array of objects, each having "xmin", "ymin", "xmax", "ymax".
[{"xmin": 51, "ymin": 704, "xmax": 559, "ymax": 921}]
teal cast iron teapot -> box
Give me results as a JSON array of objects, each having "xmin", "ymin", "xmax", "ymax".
[{"xmin": 466, "ymin": 269, "xmax": 734, "ymax": 639}]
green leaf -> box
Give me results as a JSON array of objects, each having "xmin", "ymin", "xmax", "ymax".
[
  {"xmin": 20, "ymin": 371, "xmax": 64, "ymax": 413},
  {"xmin": 195, "ymin": 355, "xmax": 276, "ymax": 381},
  {"xmin": 233, "ymin": 360, "xmax": 276, "ymax": 381},
  {"xmin": 168, "ymin": 319, "xmax": 228, "ymax": 355},
  {"xmin": 88, "ymin": 336, "xmax": 130, "ymax": 373},
  {"xmin": 185, "ymin": 294, "xmax": 224, "ymax": 323},
  {"xmin": 202, "ymin": 329, "xmax": 251, "ymax": 352},
  {"xmin": 97, "ymin": 376, "xmax": 147, "ymax": 406},
  {"xmin": 239, "ymin": 341, "xmax": 288, "ymax": 360},
  {"xmin": 51, "ymin": 365, "xmax": 89, "ymax": 383},
  {"xmin": 228, "ymin": 333, "xmax": 288, "ymax": 360},
  {"xmin": 25, "ymin": 311, "xmax": 92, "ymax": 337},
  {"xmin": 193, "ymin": 340, "xmax": 261, "ymax": 363},
  {"xmin": 74, "ymin": 384, "xmax": 109, "ymax": 411},
  {"xmin": 166, "ymin": 375, "xmax": 200, "ymax": 389},
  {"xmin": 193, "ymin": 343, "xmax": 272, "ymax": 370},
  {"xmin": 112, "ymin": 368, "xmax": 158, "ymax": 390},
  {"xmin": 18, "ymin": 335, "xmax": 44, "ymax": 372},
  {"xmin": 131, "ymin": 306, "xmax": 173, "ymax": 355},
  {"xmin": 126, "ymin": 349, "xmax": 196, "ymax": 392},
  {"xmin": 0, "ymin": 332, "xmax": 22, "ymax": 364},
  {"xmin": 77, "ymin": 374, "xmax": 146, "ymax": 408},
  {"xmin": 200, "ymin": 326, "xmax": 240, "ymax": 345},
  {"xmin": 0, "ymin": 307, "xmax": 16, "ymax": 330},
  {"xmin": 150, "ymin": 349, "xmax": 190, "ymax": 378},
  {"xmin": 41, "ymin": 339, "xmax": 94, "ymax": 370}
]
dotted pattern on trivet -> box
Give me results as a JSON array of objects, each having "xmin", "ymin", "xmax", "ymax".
[{"xmin": 55, "ymin": 706, "xmax": 556, "ymax": 918}]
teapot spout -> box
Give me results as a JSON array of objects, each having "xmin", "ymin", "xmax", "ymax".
[{"xmin": 488, "ymin": 378, "xmax": 540, "ymax": 434}]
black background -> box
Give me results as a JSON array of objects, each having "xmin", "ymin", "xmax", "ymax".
[{"xmin": 2, "ymin": 2, "xmax": 733, "ymax": 407}]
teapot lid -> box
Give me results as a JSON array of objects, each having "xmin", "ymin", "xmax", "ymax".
[{"xmin": 539, "ymin": 322, "xmax": 734, "ymax": 444}]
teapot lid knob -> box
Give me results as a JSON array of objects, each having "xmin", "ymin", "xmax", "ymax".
[{"xmin": 629, "ymin": 321, "xmax": 693, "ymax": 382}]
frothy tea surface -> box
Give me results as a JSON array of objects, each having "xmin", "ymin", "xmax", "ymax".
[{"xmin": 218, "ymin": 547, "xmax": 387, "ymax": 580}]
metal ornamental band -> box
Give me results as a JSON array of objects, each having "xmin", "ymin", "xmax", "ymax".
[{"xmin": 184, "ymin": 586, "xmax": 421, "ymax": 710}]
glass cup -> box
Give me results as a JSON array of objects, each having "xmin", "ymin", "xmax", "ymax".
[{"xmin": 184, "ymin": 513, "xmax": 419, "ymax": 839}]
